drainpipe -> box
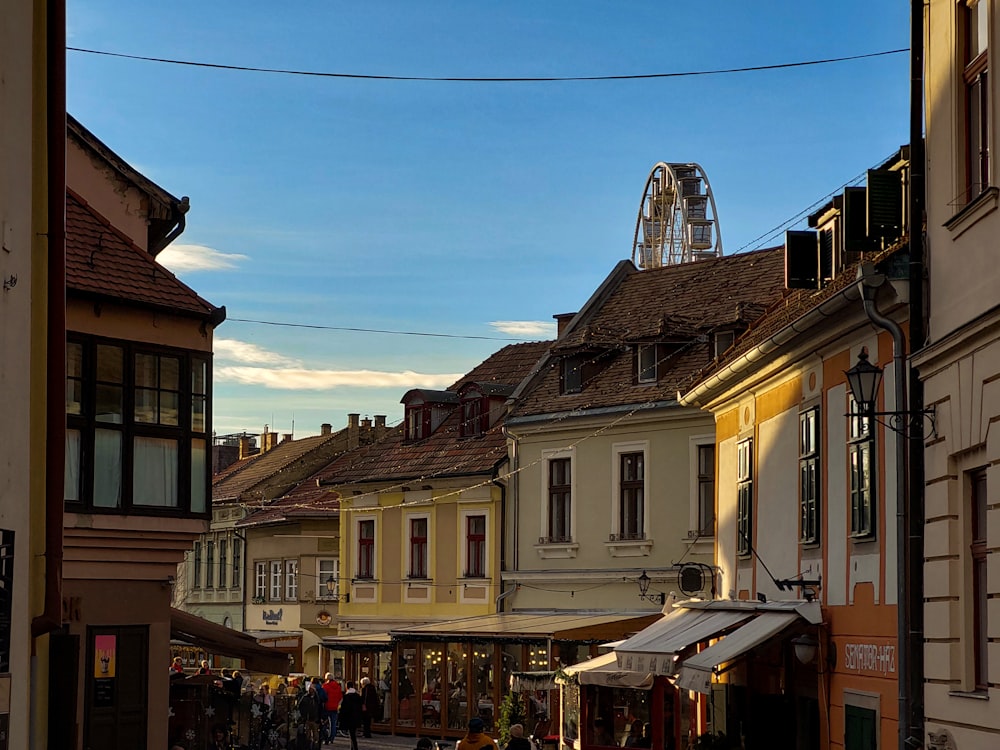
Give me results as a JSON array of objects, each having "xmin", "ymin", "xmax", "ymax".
[
  {"xmin": 233, "ymin": 529, "xmax": 248, "ymax": 632},
  {"xmin": 32, "ymin": 0, "xmax": 66, "ymax": 641},
  {"xmin": 495, "ymin": 584, "xmax": 516, "ymax": 614},
  {"xmin": 906, "ymin": 0, "xmax": 926, "ymax": 746},
  {"xmin": 857, "ymin": 270, "xmax": 911, "ymax": 750}
]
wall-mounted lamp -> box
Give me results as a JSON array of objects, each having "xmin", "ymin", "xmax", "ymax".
[
  {"xmin": 161, "ymin": 575, "xmax": 176, "ymax": 590},
  {"xmin": 326, "ymin": 575, "xmax": 337, "ymax": 597},
  {"xmin": 637, "ymin": 571, "xmax": 665, "ymax": 605},
  {"xmin": 845, "ymin": 348, "xmax": 935, "ymax": 437},
  {"xmin": 791, "ymin": 634, "xmax": 818, "ymax": 665}
]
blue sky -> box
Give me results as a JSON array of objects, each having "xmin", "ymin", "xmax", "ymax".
[{"xmin": 66, "ymin": 1, "xmax": 912, "ymax": 438}]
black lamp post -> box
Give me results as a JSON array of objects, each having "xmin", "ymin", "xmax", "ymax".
[
  {"xmin": 636, "ymin": 571, "xmax": 665, "ymax": 605},
  {"xmin": 325, "ymin": 575, "xmax": 337, "ymax": 598},
  {"xmin": 845, "ymin": 348, "xmax": 883, "ymax": 415}
]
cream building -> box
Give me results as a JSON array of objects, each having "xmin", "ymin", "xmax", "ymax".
[{"xmin": 918, "ymin": 1, "xmax": 1000, "ymax": 746}]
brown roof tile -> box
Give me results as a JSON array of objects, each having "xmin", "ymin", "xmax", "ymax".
[
  {"xmin": 511, "ymin": 249, "xmax": 788, "ymax": 417},
  {"xmin": 66, "ymin": 189, "xmax": 219, "ymax": 318}
]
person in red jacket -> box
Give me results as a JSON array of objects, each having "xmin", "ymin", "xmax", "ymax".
[{"xmin": 323, "ymin": 673, "xmax": 343, "ymax": 742}]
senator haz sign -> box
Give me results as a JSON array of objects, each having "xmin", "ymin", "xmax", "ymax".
[{"xmin": 841, "ymin": 639, "xmax": 896, "ymax": 677}]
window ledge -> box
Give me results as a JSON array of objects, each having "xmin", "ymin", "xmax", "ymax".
[
  {"xmin": 535, "ymin": 541, "xmax": 579, "ymax": 559},
  {"xmin": 947, "ymin": 689, "xmax": 989, "ymax": 701},
  {"xmin": 605, "ymin": 538, "xmax": 653, "ymax": 557},
  {"xmin": 945, "ymin": 186, "xmax": 999, "ymax": 239}
]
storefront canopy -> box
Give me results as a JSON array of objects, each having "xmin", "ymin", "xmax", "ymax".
[
  {"xmin": 170, "ymin": 608, "xmax": 290, "ymax": 675},
  {"xmin": 676, "ymin": 610, "xmax": 802, "ymax": 694},
  {"xmin": 389, "ymin": 612, "xmax": 659, "ymax": 643},
  {"xmin": 321, "ymin": 631, "xmax": 393, "ymax": 649},
  {"xmin": 614, "ymin": 606, "xmax": 754, "ymax": 676},
  {"xmin": 510, "ymin": 670, "xmax": 558, "ymax": 691},
  {"xmin": 558, "ymin": 652, "xmax": 654, "ymax": 690}
]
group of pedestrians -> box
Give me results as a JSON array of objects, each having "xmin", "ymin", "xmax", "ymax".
[{"xmin": 291, "ymin": 674, "xmax": 381, "ymax": 750}]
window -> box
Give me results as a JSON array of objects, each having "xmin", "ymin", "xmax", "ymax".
[
  {"xmin": 269, "ymin": 560, "xmax": 282, "ymax": 600},
  {"xmin": 232, "ymin": 539, "xmax": 241, "ymax": 589},
  {"xmin": 254, "ymin": 561, "xmax": 266, "ymax": 600},
  {"xmin": 466, "ymin": 515, "xmax": 486, "ymax": 577},
  {"xmin": 849, "ymin": 397, "xmax": 875, "ymax": 538},
  {"xmin": 218, "ymin": 537, "xmax": 228, "ymax": 589},
  {"xmin": 193, "ymin": 541, "xmax": 202, "ymax": 589},
  {"xmin": 714, "ymin": 331, "xmax": 736, "ymax": 359},
  {"xmin": 284, "ymin": 559, "xmax": 298, "ymax": 601},
  {"xmin": 843, "ymin": 692, "xmax": 879, "ymax": 750},
  {"xmin": 461, "ymin": 391, "xmax": 487, "ymax": 437},
  {"xmin": 548, "ymin": 458, "xmax": 572, "ymax": 542},
  {"xmin": 405, "ymin": 406, "xmax": 429, "ymax": 441},
  {"xmin": 562, "ymin": 355, "xmax": 584, "ymax": 394},
  {"xmin": 205, "ymin": 540, "xmax": 215, "ymax": 589},
  {"xmin": 799, "ymin": 408, "xmax": 820, "ymax": 544},
  {"xmin": 961, "ymin": 0, "xmax": 990, "ymax": 201},
  {"xmin": 697, "ymin": 444, "xmax": 716, "ymax": 536},
  {"xmin": 619, "ymin": 452, "xmax": 645, "ymax": 540},
  {"xmin": 637, "ymin": 345, "xmax": 657, "ymax": 383},
  {"xmin": 970, "ymin": 468, "xmax": 988, "ymax": 690},
  {"xmin": 318, "ymin": 558, "xmax": 339, "ymax": 599},
  {"xmin": 409, "ymin": 517, "xmax": 429, "ymax": 578},
  {"xmin": 64, "ymin": 336, "xmax": 210, "ymax": 514},
  {"xmin": 736, "ymin": 439, "xmax": 753, "ymax": 556},
  {"xmin": 357, "ymin": 519, "xmax": 375, "ymax": 579}
]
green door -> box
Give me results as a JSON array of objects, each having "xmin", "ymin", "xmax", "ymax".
[{"xmin": 844, "ymin": 704, "xmax": 877, "ymax": 750}]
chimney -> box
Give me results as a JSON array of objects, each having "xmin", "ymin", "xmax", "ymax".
[
  {"xmin": 238, "ymin": 435, "xmax": 254, "ymax": 460},
  {"xmin": 261, "ymin": 431, "xmax": 278, "ymax": 453},
  {"xmin": 361, "ymin": 417, "xmax": 372, "ymax": 428},
  {"xmin": 374, "ymin": 415, "xmax": 387, "ymax": 440},
  {"xmin": 347, "ymin": 413, "xmax": 360, "ymax": 449},
  {"xmin": 321, "ymin": 423, "xmax": 332, "ymax": 436},
  {"xmin": 282, "ymin": 433, "xmax": 293, "ymax": 443},
  {"xmin": 554, "ymin": 312, "xmax": 576, "ymax": 337}
]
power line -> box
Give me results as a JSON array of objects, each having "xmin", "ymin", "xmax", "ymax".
[
  {"xmin": 67, "ymin": 46, "xmax": 907, "ymax": 83},
  {"xmin": 226, "ymin": 317, "xmax": 526, "ymax": 341}
]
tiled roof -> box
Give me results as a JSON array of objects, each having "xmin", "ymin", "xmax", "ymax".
[
  {"xmin": 243, "ymin": 341, "xmax": 552, "ymax": 526},
  {"xmin": 66, "ymin": 190, "xmax": 219, "ymax": 318},
  {"xmin": 212, "ymin": 454, "xmax": 259, "ymax": 487},
  {"xmin": 213, "ymin": 433, "xmax": 345, "ymax": 503},
  {"xmin": 682, "ymin": 241, "xmax": 907, "ymax": 395},
  {"xmin": 510, "ymin": 249, "xmax": 788, "ymax": 417}
]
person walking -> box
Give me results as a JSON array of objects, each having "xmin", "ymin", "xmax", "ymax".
[
  {"xmin": 359, "ymin": 676, "xmax": 380, "ymax": 738},
  {"xmin": 505, "ymin": 724, "xmax": 532, "ymax": 750},
  {"xmin": 339, "ymin": 680, "xmax": 364, "ymax": 750},
  {"xmin": 458, "ymin": 717, "xmax": 498, "ymax": 750},
  {"xmin": 298, "ymin": 683, "xmax": 321, "ymax": 750},
  {"xmin": 323, "ymin": 672, "xmax": 343, "ymax": 743}
]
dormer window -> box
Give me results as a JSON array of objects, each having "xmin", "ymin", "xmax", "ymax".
[
  {"xmin": 714, "ymin": 331, "xmax": 735, "ymax": 358},
  {"xmin": 460, "ymin": 388, "xmax": 487, "ymax": 438},
  {"xmin": 405, "ymin": 406, "xmax": 429, "ymax": 441},
  {"xmin": 562, "ymin": 355, "xmax": 584, "ymax": 394},
  {"xmin": 637, "ymin": 344, "xmax": 657, "ymax": 383}
]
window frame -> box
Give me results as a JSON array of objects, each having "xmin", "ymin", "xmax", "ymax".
[
  {"xmin": 611, "ymin": 443, "xmax": 648, "ymax": 541},
  {"xmin": 561, "ymin": 355, "xmax": 585, "ymax": 394},
  {"xmin": 460, "ymin": 390, "xmax": 488, "ymax": 438},
  {"xmin": 736, "ymin": 438, "xmax": 753, "ymax": 557},
  {"xmin": 356, "ymin": 518, "xmax": 376, "ymax": 580},
  {"xmin": 464, "ymin": 513, "xmax": 487, "ymax": 578},
  {"xmin": 636, "ymin": 344, "xmax": 657, "ymax": 384},
  {"xmin": 218, "ymin": 537, "xmax": 228, "ymax": 590},
  {"xmin": 269, "ymin": 560, "xmax": 283, "ymax": 601},
  {"xmin": 961, "ymin": 0, "xmax": 991, "ymax": 202},
  {"xmin": 969, "ymin": 467, "xmax": 988, "ymax": 691},
  {"xmin": 799, "ymin": 407, "xmax": 821, "ymax": 544},
  {"xmin": 547, "ymin": 456, "xmax": 573, "ymax": 543},
  {"xmin": 407, "ymin": 515, "xmax": 430, "ymax": 579},
  {"xmin": 232, "ymin": 538, "xmax": 242, "ymax": 589},
  {"xmin": 695, "ymin": 441, "xmax": 716, "ymax": 537},
  {"xmin": 64, "ymin": 334, "xmax": 211, "ymax": 516},
  {"xmin": 205, "ymin": 540, "xmax": 215, "ymax": 589},
  {"xmin": 848, "ymin": 396, "xmax": 876, "ymax": 539},
  {"xmin": 405, "ymin": 405, "xmax": 430, "ymax": 442},
  {"xmin": 284, "ymin": 558, "xmax": 298, "ymax": 601},
  {"xmin": 317, "ymin": 558, "xmax": 340, "ymax": 600},
  {"xmin": 193, "ymin": 541, "xmax": 202, "ymax": 589},
  {"xmin": 253, "ymin": 561, "xmax": 267, "ymax": 600}
]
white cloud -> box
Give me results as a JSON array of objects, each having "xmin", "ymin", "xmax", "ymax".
[
  {"xmin": 215, "ymin": 366, "xmax": 463, "ymax": 390},
  {"xmin": 214, "ymin": 338, "xmax": 301, "ymax": 367},
  {"xmin": 157, "ymin": 243, "xmax": 248, "ymax": 272},
  {"xmin": 489, "ymin": 320, "xmax": 557, "ymax": 337}
]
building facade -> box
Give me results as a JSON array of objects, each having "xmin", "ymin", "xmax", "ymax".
[{"xmin": 919, "ymin": 1, "xmax": 1000, "ymax": 746}]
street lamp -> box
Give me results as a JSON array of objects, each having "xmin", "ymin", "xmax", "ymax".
[
  {"xmin": 845, "ymin": 348, "xmax": 934, "ymax": 437},
  {"xmin": 325, "ymin": 575, "xmax": 337, "ymax": 598},
  {"xmin": 636, "ymin": 571, "xmax": 665, "ymax": 605}
]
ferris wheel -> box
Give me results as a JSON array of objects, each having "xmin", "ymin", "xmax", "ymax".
[{"xmin": 631, "ymin": 162, "xmax": 723, "ymax": 269}]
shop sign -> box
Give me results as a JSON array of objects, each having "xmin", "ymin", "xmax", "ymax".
[
  {"xmin": 262, "ymin": 608, "xmax": 283, "ymax": 625},
  {"xmin": 841, "ymin": 638, "xmax": 896, "ymax": 677}
]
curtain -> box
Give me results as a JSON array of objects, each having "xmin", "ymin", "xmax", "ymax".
[
  {"xmin": 65, "ymin": 429, "xmax": 81, "ymax": 502},
  {"xmin": 133, "ymin": 436, "xmax": 178, "ymax": 507},
  {"xmin": 190, "ymin": 438, "xmax": 206, "ymax": 513},
  {"xmin": 93, "ymin": 429, "xmax": 122, "ymax": 508}
]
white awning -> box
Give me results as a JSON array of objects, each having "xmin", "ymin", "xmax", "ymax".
[
  {"xmin": 510, "ymin": 671, "xmax": 557, "ymax": 691},
  {"xmin": 677, "ymin": 611, "xmax": 803, "ymax": 694},
  {"xmin": 614, "ymin": 607, "xmax": 754, "ymax": 676},
  {"xmin": 558, "ymin": 652, "xmax": 654, "ymax": 690}
]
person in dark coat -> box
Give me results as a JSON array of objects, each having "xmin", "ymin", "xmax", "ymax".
[
  {"xmin": 359, "ymin": 676, "xmax": 380, "ymax": 737},
  {"xmin": 339, "ymin": 680, "xmax": 364, "ymax": 750},
  {"xmin": 505, "ymin": 724, "xmax": 532, "ymax": 750}
]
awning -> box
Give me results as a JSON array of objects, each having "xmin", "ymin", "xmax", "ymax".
[
  {"xmin": 170, "ymin": 608, "xmax": 290, "ymax": 675},
  {"xmin": 615, "ymin": 607, "xmax": 754, "ymax": 676},
  {"xmin": 390, "ymin": 612, "xmax": 659, "ymax": 643},
  {"xmin": 677, "ymin": 611, "xmax": 800, "ymax": 694},
  {"xmin": 510, "ymin": 670, "xmax": 557, "ymax": 691},
  {"xmin": 558, "ymin": 652, "xmax": 654, "ymax": 690}
]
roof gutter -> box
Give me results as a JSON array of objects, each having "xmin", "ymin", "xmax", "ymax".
[
  {"xmin": 679, "ymin": 274, "xmax": 878, "ymax": 408},
  {"xmin": 149, "ymin": 195, "xmax": 190, "ymax": 256}
]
